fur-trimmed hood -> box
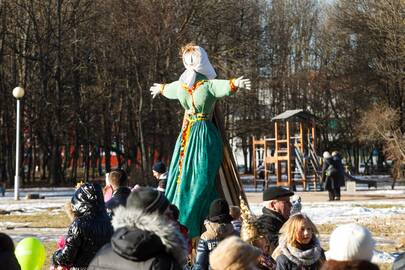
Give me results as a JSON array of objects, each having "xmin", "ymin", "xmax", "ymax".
[{"xmin": 111, "ymin": 206, "xmax": 188, "ymax": 265}]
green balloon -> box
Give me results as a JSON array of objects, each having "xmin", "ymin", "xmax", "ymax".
[{"xmin": 15, "ymin": 237, "xmax": 46, "ymax": 270}]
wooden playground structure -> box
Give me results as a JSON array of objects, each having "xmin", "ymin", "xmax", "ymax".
[{"xmin": 252, "ymin": 109, "xmax": 321, "ymax": 190}]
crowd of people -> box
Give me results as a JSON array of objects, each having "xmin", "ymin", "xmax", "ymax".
[{"xmin": 2, "ymin": 161, "xmax": 403, "ymax": 270}]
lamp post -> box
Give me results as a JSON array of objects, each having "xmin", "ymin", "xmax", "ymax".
[{"xmin": 12, "ymin": 87, "xmax": 25, "ymax": 200}]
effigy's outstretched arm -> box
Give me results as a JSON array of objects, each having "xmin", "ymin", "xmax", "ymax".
[
  {"xmin": 149, "ymin": 81, "xmax": 181, "ymax": 100},
  {"xmin": 208, "ymin": 76, "xmax": 252, "ymax": 98}
]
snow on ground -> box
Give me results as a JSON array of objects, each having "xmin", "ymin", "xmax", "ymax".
[
  {"xmin": 250, "ymin": 199, "xmax": 405, "ymax": 264},
  {"xmin": 250, "ymin": 199, "xmax": 405, "ymax": 226},
  {"xmin": 0, "ymin": 196, "xmax": 67, "ymax": 214}
]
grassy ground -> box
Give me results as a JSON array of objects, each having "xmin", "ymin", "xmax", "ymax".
[
  {"xmin": 4, "ymin": 210, "xmax": 70, "ymax": 269},
  {"xmin": 0, "ymin": 211, "xmax": 70, "ymax": 228}
]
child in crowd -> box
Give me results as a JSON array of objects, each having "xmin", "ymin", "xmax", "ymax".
[
  {"xmin": 240, "ymin": 198, "xmax": 276, "ymax": 270},
  {"xmin": 105, "ymin": 169, "xmax": 131, "ymax": 216},
  {"xmin": 275, "ymin": 214, "xmax": 324, "ymax": 270},
  {"xmin": 230, "ymin": 205, "xmax": 242, "ymax": 235},
  {"xmin": 194, "ymin": 198, "xmax": 236, "ymax": 270},
  {"xmin": 51, "ymin": 183, "xmax": 113, "ymax": 269}
]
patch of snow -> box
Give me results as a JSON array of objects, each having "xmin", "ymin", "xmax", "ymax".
[
  {"xmin": 0, "ymin": 197, "xmax": 67, "ymax": 215},
  {"xmin": 372, "ymin": 250, "xmax": 397, "ymax": 264},
  {"xmin": 0, "ymin": 222, "xmax": 30, "ymax": 228},
  {"xmin": 251, "ymin": 200, "xmax": 405, "ymax": 224}
]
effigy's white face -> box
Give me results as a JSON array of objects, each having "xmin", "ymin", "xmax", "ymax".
[{"xmin": 183, "ymin": 47, "xmax": 201, "ymax": 68}]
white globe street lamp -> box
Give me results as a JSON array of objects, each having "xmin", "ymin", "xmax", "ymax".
[{"xmin": 12, "ymin": 87, "xmax": 25, "ymax": 200}]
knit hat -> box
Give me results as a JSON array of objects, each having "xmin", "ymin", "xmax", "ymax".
[
  {"xmin": 126, "ymin": 187, "xmax": 169, "ymax": 214},
  {"xmin": 327, "ymin": 223, "xmax": 375, "ymax": 261},
  {"xmin": 152, "ymin": 161, "xmax": 166, "ymax": 174},
  {"xmin": 210, "ymin": 236, "xmax": 261, "ymax": 270},
  {"xmin": 263, "ymin": 186, "xmax": 294, "ymax": 201},
  {"xmin": 208, "ymin": 198, "xmax": 233, "ymax": 223}
]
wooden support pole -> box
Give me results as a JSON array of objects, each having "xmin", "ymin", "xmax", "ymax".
[
  {"xmin": 311, "ymin": 120, "xmax": 318, "ymax": 187},
  {"xmin": 312, "ymin": 121, "xmax": 316, "ymax": 154},
  {"xmin": 275, "ymin": 121, "xmax": 281, "ymax": 185},
  {"xmin": 300, "ymin": 122, "xmax": 307, "ymax": 189},
  {"xmin": 252, "ymin": 136, "xmax": 257, "ymax": 189},
  {"xmin": 286, "ymin": 120, "xmax": 291, "ymax": 188},
  {"xmin": 264, "ymin": 139, "xmax": 268, "ymax": 188},
  {"xmin": 300, "ymin": 122, "xmax": 305, "ymax": 155}
]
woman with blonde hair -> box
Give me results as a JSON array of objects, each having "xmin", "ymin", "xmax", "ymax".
[{"xmin": 275, "ymin": 214, "xmax": 324, "ymax": 270}]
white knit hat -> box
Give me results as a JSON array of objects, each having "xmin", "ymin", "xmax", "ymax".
[
  {"xmin": 327, "ymin": 223, "xmax": 375, "ymax": 261},
  {"xmin": 323, "ymin": 151, "xmax": 331, "ymax": 159}
]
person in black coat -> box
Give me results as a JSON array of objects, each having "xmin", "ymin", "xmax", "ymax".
[
  {"xmin": 88, "ymin": 187, "xmax": 188, "ymax": 270},
  {"xmin": 105, "ymin": 169, "xmax": 131, "ymax": 216},
  {"xmin": 331, "ymin": 151, "xmax": 345, "ymax": 200},
  {"xmin": 0, "ymin": 233, "xmax": 21, "ymax": 270},
  {"xmin": 321, "ymin": 151, "xmax": 339, "ymax": 201},
  {"xmin": 52, "ymin": 183, "xmax": 113, "ymax": 270},
  {"xmin": 258, "ymin": 186, "xmax": 294, "ymax": 254}
]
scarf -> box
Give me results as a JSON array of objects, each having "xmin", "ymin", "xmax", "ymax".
[{"xmin": 279, "ymin": 238, "xmax": 323, "ymax": 266}]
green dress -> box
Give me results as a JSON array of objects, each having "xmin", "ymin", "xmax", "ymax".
[{"xmin": 163, "ymin": 73, "xmax": 237, "ymax": 238}]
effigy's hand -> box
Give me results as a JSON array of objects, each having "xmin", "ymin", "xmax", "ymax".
[
  {"xmin": 234, "ymin": 76, "xmax": 251, "ymax": 90},
  {"xmin": 150, "ymin": 83, "xmax": 163, "ymax": 99}
]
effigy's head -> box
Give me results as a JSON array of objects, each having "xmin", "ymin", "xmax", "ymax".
[
  {"xmin": 181, "ymin": 42, "xmax": 207, "ymax": 69},
  {"xmin": 179, "ymin": 43, "xmax": 216, "ymax": 85}
]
